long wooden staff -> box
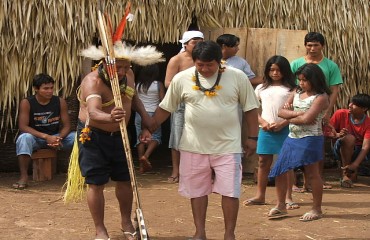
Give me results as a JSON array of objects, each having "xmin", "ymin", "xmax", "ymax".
[{"xmin": 96, "ymin": 5, "xmax": 149, "ymax": 240}]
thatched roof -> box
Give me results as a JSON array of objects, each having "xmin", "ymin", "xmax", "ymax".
[{"xmin": 0, "ymin": 0, "xmax": 369, "ymax": 139}]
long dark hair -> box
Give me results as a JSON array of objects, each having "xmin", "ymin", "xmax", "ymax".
[
  {"xmin": 295, "ymin": 63, "xmax": 331, "ymax": 95},
  {"xmin": 262, "ymin": 55, "xmax": 296, "ymax": 91},
  {"xmin": 136, "ymin": 64, "xmax": 159, "ymax": 94}
]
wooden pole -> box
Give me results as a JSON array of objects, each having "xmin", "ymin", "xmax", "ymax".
[{"xmin": 96, "ymin": 7, "xmax": 149, "ymax": 240}]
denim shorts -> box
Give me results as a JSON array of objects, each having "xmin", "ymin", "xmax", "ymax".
[
  {"xmin": 77, "ymin": 123, "xmax": 130, "ymax": 185},
  {"xmin": 16, "ymin": 131, "xmax": 75, "ymax": 156},
  {"xmin": 333, "ymin": 139, "xmax": 370, "ymax": 163},
  {"xmin": 135, "ymin": 112, "xmax": 161, "ymax": 146}
]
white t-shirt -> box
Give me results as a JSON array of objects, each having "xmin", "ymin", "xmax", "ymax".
[
  {"xmin": 159, "ymin": 66, "xmax": 259, "ymax": 154},
  {"xmin": 136, "ymin": 81, "xmax": 160, "ymax": 112},
  {"xmin": 255, "ymin": 84, "xmax": 292, "ymax": 125}
]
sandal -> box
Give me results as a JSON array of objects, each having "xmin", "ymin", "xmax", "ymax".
[
  {"xmin": 268, "ymin": 208, "xmax": 288, "ymax": 219},
  {"xmin": 167, "ymin": 176, "xmax": 179, "ymax": 183},
  {"xmin": 285, "ymin": 202, "xmax": 300, "ymax": 210},
  {"xmin": 12, "ymin": 182, "xmax": 28, "ymax": 190},
  {"xmin": 243, "ymin": 199, "xmax": 266, "ymax": 206},
  {"xmin": 340, "ymin": 178, "xmax": 354, "ymax": 188},
  {"xmin": 122, "ymin": 230, "xmax": 138, "ymax": 240},
  {"xmin": 299, "ymin": 211, "xmax": 322, "ymax": 222}
]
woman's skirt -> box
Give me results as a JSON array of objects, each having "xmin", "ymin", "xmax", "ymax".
[
  {"xmin": 269, "ymin": 135, "xmax": 324, "ymax": 178},
  {"xmin": 257, "ymin": 126, "xmax": 289, "ymax": 155}
]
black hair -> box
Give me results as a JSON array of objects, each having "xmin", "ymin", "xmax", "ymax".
[
  {"xmin": 262, "ymin": 55, "xmax": 296, "ymax": 91},
  {"xmin": 32, "ymin": 73, "xmax": 55, "ymax": 89},
  {"xmin": 192, "ymin": 41, "xmax": 222, "ymax": 64},
  {"xmin": 295, "ymin": 63, "xmax": 331, "ymax": 95},
  {"xmin": 304, "ymin": 32, "xmax": 325, "ymax": 46},
  {"xmin": 136, "ymin": 64, "xmax": 160, "ymax": 94},
  {"xmin": 216, "ymin": 34, "xmax": 240, "ymax": 47},
  {"xmin": 351, "ymin": 93, "xmax": 370, "ymax": 111}
]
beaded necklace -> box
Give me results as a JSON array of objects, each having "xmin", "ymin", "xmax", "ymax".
[{"xmin": 192, "ymin": 66, "xmax": 225, "ymax": 97}]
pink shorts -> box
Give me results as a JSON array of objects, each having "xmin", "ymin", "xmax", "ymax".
[{"xmin": 178, "ymin": 151, "xmax": 242, "ymax": 198}]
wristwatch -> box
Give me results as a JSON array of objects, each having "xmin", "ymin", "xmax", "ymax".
[{"xmin": 248, "ymin": 136, "xmax": 258, "ymax": 141}]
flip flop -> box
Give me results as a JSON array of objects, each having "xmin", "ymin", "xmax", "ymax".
[
  {"xmin": 268, "ymin": 208, "xmax": 288, "ymax": 219},
  {"xmin": 167, "ymin": 176, "xmax": 179, "ymax": 183},
  {"xmin": 323, "ymin": 183, "xmax": 333, "ymax": 189},
  {"xmin": 285, "ymin": 202, "xmax": 300, "ymax": 210},
  {"xmin": 243, "ymin": 199, "xmax": 266, "ymax": 206},
  {"xmin": 292, "ymin": 187, "xmax": 306, "ymax": 193},
  {"xmin": 12, "ymin": 182, "xmax": 28, "ymax": 190},
  {"xmin": 299, "ymin": 211, "xmax": 322, "ymax": 222},
  {"xmin": 340, "ymin": 178, "xmax": 353, "ymax": 188},
  {"xmin": 121, "ymin": 229, "xmax": 137, "ymax": 240}
]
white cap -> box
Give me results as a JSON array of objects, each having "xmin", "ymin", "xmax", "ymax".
[{"xmin": 179, "ymin": 31, "xmax": 204, "ymax": 52}]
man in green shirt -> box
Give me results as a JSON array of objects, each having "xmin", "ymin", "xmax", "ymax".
[{"xmin": 291, "ymin": 32, "xmax": 343, "ymax": 190}]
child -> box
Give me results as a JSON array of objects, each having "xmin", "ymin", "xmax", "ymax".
[
  {"xmin": 243, "ymin": 55, "xmax": 298, "ymax": 210},
  {"xmin": 329, "ymin": 93, "xmax": 370, "ymax": 187},
  {"xmin": 135, "ymin": 64, "xmax": 165, "ymax": 173},
  {"xmin": 268, "ymin": 63, "xmax": 331, "ymax": 221}
]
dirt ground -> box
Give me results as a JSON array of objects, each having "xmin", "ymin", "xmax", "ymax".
[{"xmin": 1, "ymin": 166, "xmax": 370, "ymax": 240}]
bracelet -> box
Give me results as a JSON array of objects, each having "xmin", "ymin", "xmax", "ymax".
[{"xmin": 248, "ymin": 136, "xmax": 258, "ymax": 141}]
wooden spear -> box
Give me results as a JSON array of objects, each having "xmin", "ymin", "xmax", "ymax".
[{"xmin": 96, "ymin": 2, "xmax": 149, "ymax": 239}]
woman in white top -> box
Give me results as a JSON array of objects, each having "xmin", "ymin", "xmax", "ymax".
[
  {"xmin": 244, "ymin": 55, "xmax": 298, "ymax": 210},
  {"xmin": 135, "ymin": 64, "xmax": 165, "ymax": 173}
]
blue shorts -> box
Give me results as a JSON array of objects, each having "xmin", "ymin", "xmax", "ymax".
[
  {"xmin": 135, "ymin": 112, "xmax": 161, "ymax": 145},
  {"xmin": 77, "ymin": 122, "xmax": 130, "ymax": 185},
  {"xmin": 333, "ymin": 139, "xmax": 370, "ymax": 163},
  {"xmin": 16, "ymin": 131, "xmax": 75, "ymax": 156}
]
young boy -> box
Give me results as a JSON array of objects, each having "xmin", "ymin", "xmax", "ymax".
[{"xmin": 329, "ymin": 93, "xmax": 370, "ymax": 188}]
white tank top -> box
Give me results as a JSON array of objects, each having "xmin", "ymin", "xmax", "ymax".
[{"xmin": 136, "ymin": 81, "xmax": 160, "ymax": 112}]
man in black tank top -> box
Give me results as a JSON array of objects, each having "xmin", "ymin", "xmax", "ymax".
[{"xmin": 13, "ymin": 73, "xmax": 75, "ymax": 189}]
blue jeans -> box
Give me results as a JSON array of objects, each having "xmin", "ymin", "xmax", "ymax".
[{"xmin": 16, "ymin": 132, "xmax": 75, "ymax": 156}]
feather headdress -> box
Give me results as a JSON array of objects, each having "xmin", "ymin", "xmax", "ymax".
[
  {"xmin": 80, "ymin": 2, "xmax": 164, "ymax": 66},
  {"xmin": 80, "ymin": 41, "xmax": 165, "ymax": 66}
]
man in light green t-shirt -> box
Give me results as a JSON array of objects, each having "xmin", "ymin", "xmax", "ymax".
[
  {"xmin": 141, "ymin": 41, "xmax": 259, "ymax": 240},
  {"xmin": 291, "ymin": 32, "xmax": 343, "ymax": 191}
]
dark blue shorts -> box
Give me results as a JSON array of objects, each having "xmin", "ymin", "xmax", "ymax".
[
  {"xmin": 333, "ymin": 139, "xmax": 370, "ymax": 163},
  {"xmin": 77, "ymin": 123, "xmax": 130, "ymax": 185}
]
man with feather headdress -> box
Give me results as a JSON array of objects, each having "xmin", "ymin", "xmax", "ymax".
[{"xmin": 78, "ymin": 37, "xmax": 164, "ymax": 240}]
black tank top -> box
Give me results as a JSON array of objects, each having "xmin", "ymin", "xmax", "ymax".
[{"xmin": 27, "ymin": 95, "xmax": 61, "ymax": 135}]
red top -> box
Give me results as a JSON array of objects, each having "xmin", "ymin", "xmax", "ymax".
[{"xmin": 330, "ymin": 109, "xmax": 370, "ymax": 146}]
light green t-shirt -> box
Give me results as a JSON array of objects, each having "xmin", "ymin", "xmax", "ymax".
[
  {"xmin": 290, "ymin": 57, "xmax": 343, "ymax": 86},
  {"xmin": 159, "ymin": 66, "xmax": 260, "ymax": 154}
]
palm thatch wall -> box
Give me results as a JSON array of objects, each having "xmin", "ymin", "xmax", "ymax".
[{"xmin": 0, "ymin": 0, "xmax": 369, "ymax": 142}]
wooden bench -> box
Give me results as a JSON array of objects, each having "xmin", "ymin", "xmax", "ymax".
[{"xmin": 31, "ymin": 149, "xmax": 57, "ymax": 181}]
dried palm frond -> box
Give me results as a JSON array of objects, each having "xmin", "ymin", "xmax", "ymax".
[{"xmin": 0, "ymin": 0, "xmax": 369, "ymax": 142}]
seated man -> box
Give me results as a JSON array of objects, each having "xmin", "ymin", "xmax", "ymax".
[
  {"xmin": 14, "ymin": 73, "xmax": 75, "ymax": 189},
  {"xmin": 329, "ymin": 93, "xmax": 370, "ymax": 188}
]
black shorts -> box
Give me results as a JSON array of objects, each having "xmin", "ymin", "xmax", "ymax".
[{"xmin": 77, "ymin": 123, "xmax": 130, "ymax": 185}]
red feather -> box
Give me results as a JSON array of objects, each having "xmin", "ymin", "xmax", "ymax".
[{"xmin": 113, "ymin": 2, "xmax": 131, "ymax": 42}]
